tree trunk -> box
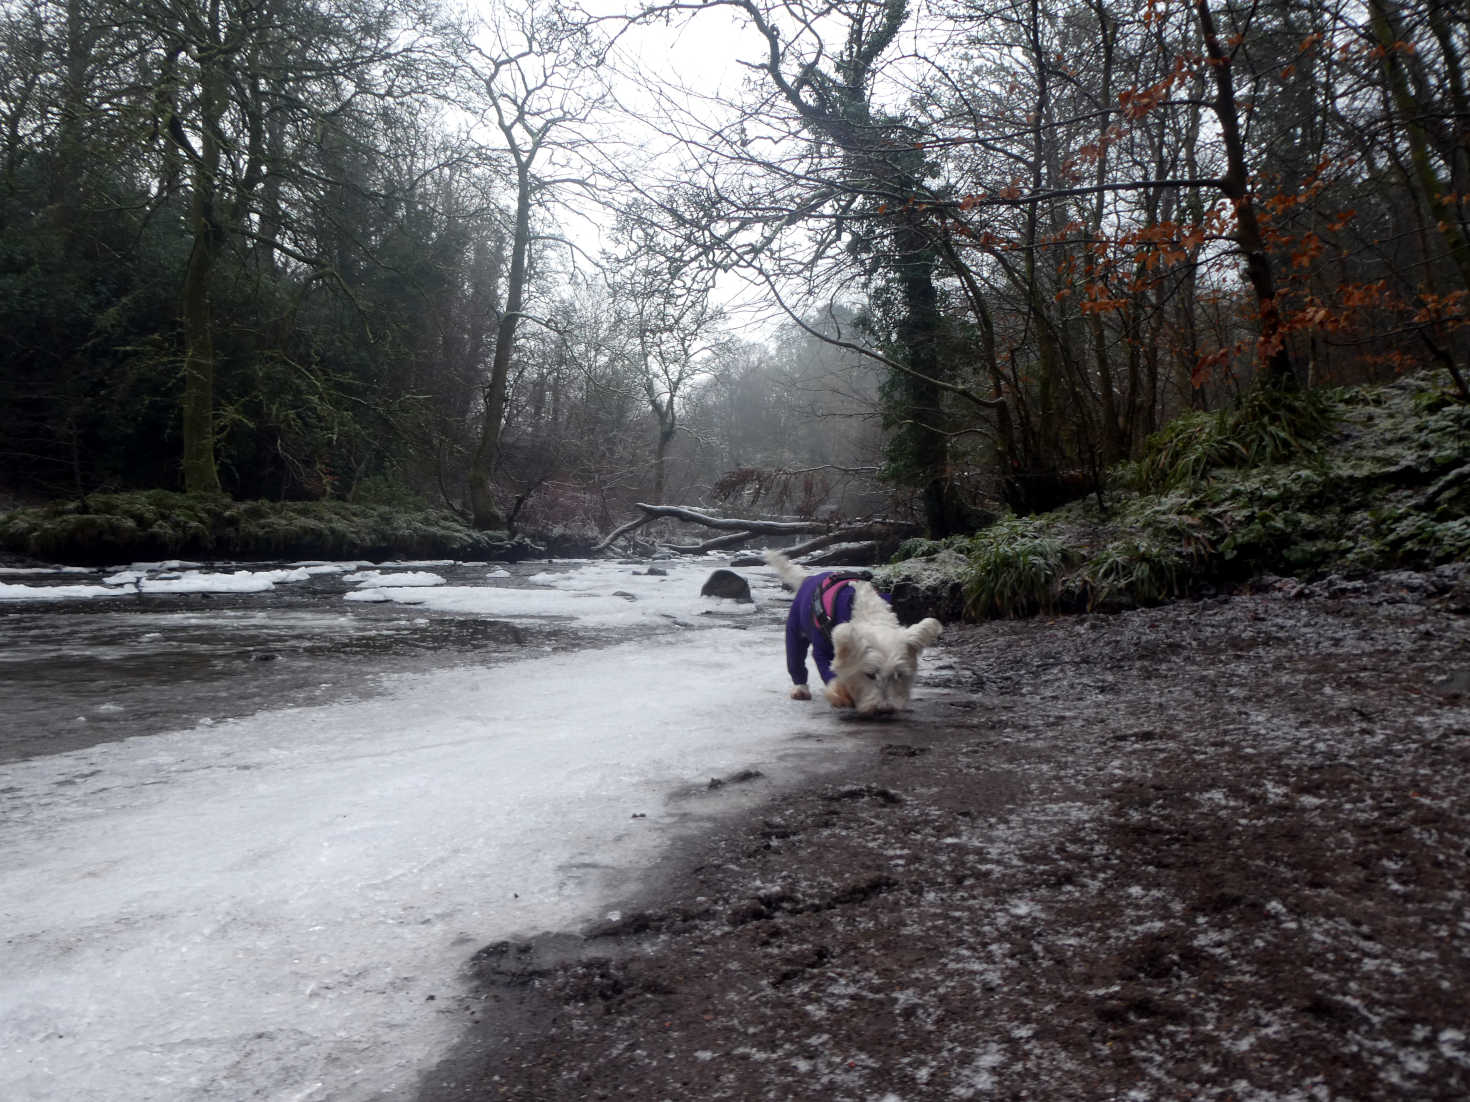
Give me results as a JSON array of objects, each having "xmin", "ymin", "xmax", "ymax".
[
  {"xmin": 180, "ymin": 2, "xmax": 226, "ymax": 495},
  {"xmin": 1195, "ymin": 0, "xmax": 1296, "ymax": 391},
  {"xmin": 934, "ymin": 236, "xmax": 1016, "ymax": 473},
  {"xmin": 651, "ymin": 407, "xmax": 676, "ymax": 505},
  {"xmin": 469, "ymin": 163, "xmax": 532, "ymax": 530},
  {"xmin": 180, "ymin": 222, "xmax": 222, "ymax": 494},
  {"xmin": 892, "ymin": 215, "xmax": 960, "ymax": 537},
  {"xmin": 1087, "ymin": 0, "xmax": 1125, "ymax": 464},
  {"xmin": 50, "ymin": 0, "xmax": 89, "ymax": 240}
]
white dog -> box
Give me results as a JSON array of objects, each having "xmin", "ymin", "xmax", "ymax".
[{"xmin": 766, "ymin": 551, "xmax": 943, "ymax": 717}]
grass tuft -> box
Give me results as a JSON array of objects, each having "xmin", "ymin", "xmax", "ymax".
[
  {"xmin": 1132, "ymin": 384, "xmax": 1336, "ymax": 492},
  {"xmin": 1080, "ymin": 538, "xmax": 1189, "ymax": 609}
]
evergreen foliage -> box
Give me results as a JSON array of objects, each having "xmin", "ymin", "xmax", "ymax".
[
  {"xmin": 957, "ymin": 517, "xmax": 1073, "ymax": 618},
  {"xmin": 1128, "ymin": 386, "xmax": 1337, "ymax": 492}
]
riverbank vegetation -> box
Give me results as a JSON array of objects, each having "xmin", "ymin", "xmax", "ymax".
[
  {"xmin": 881, "ymin": 371, "xmax": 1470, "ymax": 618},
  {"xmin": 4, "ymin": 371, "xmax": 1464, "ymax": 621},
  {"xmin": 0, "ymin": 492, "xmax": 543, "ymax": 565}
]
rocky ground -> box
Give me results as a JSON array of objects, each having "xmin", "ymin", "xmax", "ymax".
[{"xmin": 415, "ymin": 571, "xmax": 1470, "ymax": 1102}]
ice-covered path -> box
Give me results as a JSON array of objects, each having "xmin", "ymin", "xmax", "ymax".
[{"xmin": 0, "ymin": 567, "xmax": 845, "ymax": 1101}]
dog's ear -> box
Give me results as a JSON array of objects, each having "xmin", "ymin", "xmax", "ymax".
[
  {"xmin": 906, "ymin": 617, "xmax": 943, "ymax": 651},
  {"xmin": 831, "ymin": 622, "xmax": 860, "ymax": 666}
]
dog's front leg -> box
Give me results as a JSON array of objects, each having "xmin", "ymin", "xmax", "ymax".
[{"xmin": 823, "ymin": 680, "xmax": 854, "ymax": 708}]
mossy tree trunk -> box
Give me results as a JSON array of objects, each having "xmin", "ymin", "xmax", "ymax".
[
  {"xmin": 468, "ymin": 160, "xmax": 532, "ymax": 530},
  {"xmin": 730, "ymin": 0, "xmax": 972, "ymax": 537}
]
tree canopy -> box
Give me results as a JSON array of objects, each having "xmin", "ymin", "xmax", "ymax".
[{"xmin": 1, "ymin": 0, "xmax": 1465, "ymax": 534}]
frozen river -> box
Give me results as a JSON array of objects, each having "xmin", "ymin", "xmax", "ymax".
[
  {"xmin": 0, "ymin": 557, "xmax": 861, "ymax": 1101},
  {"xmin": 0, "ymin": 560, "xmax": 711, "ymax": 763}
]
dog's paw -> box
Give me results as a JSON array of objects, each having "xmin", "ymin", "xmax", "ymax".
[
  {"xmin": 790, "ymin": 684, "xmax": 812, "ymax": 701},
  {"xmin": 824, "ymin": 681, "xmax": 855, "ymax": 709}
]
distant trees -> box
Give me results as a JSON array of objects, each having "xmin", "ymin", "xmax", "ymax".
[
  {"xmin": 1, "ymin": 0, "xmax": 1466, "ymax": 536},
  {"xmin": 0, "ymin": 0, "xmax": 461, "ymax": 500},
  {"xmin": 602, "ymin": 214, "xmax": 728, "ymax": 504},
  {"xmin": 681, "ymin": 310, "xmax": 892, "ymax": 519}
]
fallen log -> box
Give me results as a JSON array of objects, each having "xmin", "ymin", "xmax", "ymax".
[
  {"xmin": 643, "ymin": 503, "xmax": 826, "ymax": 533},
  {"xmin": 592, "ymin": 503, "xmax": 826, "ymax": 553},
  {"xmin": 594, "ymin": 502, "xmax": 915, "ymax": 557}
]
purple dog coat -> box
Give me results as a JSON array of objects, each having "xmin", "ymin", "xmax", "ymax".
[{"xmin": 785, "ymin": 571, "xmax": 886, "ymax": 686}]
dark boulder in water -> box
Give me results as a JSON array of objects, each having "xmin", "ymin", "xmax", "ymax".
[{"xmin": 700, "ymin": 569, "xmax": 752, "ymax": 603}]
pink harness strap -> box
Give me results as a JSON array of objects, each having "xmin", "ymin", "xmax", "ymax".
[
  {"xmin": 820, "ymin": 578, "xmax": 850, "ymax": 623},
  {"xmin": 811, "ymin": 571, "xmax": 873, "ymax": 641}
]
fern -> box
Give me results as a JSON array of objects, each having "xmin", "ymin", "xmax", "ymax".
[
  {"xmin": 961, "ymin": 516, "xmax": 1073, "ymax": 618},
  {"xmin": 1134, "ymin": 411, "xmax": 1246, "ymax": 491},
  {"xmin": 1082, "ymin": 538, "xmax": 1188, "ymax": 609}
]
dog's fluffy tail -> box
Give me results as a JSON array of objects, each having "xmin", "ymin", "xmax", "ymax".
[{"xmin": 763, "ymin": 550, "xmax": 809, "ymax": 590}]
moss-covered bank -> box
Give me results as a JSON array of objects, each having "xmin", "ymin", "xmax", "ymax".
[
  {"xmin": 880, "ymin": 372, "xmax": 1470, "ymax": 621},
  {"xmin": 0, "ymin": 492, "xmax": 544, "ymax": 565},
  {"xmin": 5, "ymin": 374, "xmax": 1464, "ymax": 586}
]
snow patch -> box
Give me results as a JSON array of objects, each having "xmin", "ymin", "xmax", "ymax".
[{"xmin": 341, "ymin": 570, "xmax": 446, "ymax": 588}]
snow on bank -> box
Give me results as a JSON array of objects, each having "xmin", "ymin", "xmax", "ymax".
[
  {"xmin": 345, "ymin": 559, "xmax": 759, "ymax": 628},
  {"xmin": 0, "ymin": 558, "xmax": 758, "ymax": 636},
  {"xmin": 0, "ymin": 561, "xmax": 362, "ymax": 601},
  {"xmin": 0, "ymin": 612, "xmax": 844, "ymax": 1102}
]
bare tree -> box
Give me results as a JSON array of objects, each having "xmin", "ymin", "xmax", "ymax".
[
  {"xmin": 607, "ymin": 214, "xmax": 732, "ymax": 503},
  {"xmin": 456, "ymin": 0, "xmax": 606, "ymax": 529}
]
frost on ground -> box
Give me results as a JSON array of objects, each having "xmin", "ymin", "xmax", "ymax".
[{"xmin": 420, "ymin": 578, "xmax": 1470, "ymax": 1102}]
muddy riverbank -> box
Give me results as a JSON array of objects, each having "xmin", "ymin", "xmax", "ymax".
[{"xmin": 416, "ymin": 573, "xmax": 1470, "ymax": 1101}]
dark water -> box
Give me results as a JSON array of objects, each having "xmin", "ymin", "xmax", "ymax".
[{"xmin": 0, "ymin": 562, "xmax": 599, "ymax": 764}]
